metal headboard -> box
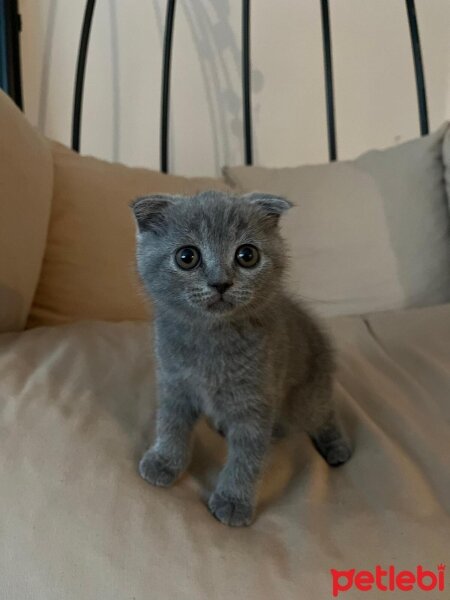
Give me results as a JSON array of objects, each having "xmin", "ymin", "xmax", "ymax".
[
  {"xmin": 0, "ymin": 0, "xmax": 22, "ymax": 109},
  {"xmin": 1, "ymin": 0, "xmax": 429, "ymax": 170}
]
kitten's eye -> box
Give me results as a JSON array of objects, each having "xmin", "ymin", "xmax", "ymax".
[
  {"xmin": 175, "ymin": 246, "xmax": 201, "ymax": 270},
  {"xmin": 235, "ymin": 245, "xmax": 259, "ymax": 268}
]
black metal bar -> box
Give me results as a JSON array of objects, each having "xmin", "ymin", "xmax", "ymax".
[
  {"xmin": 160, "ymin": 0, "xmax": 176, "ymax": 173},
  {"xmin": 242, "ymin": 0, "xmax": 253, "ymax": 165},
  {"xmin": 0, "ymin": 0, "xmax": 23, "ymax": 109},
  {"xmin": 405, "ymin": 0, "xmax": 429, "ymax": 136},
  {"xmin": 320, "ymin": 0, "xmax": 336, "ymax": 161},
  {"xmin": 72, "ymin": 0, "xmax": 96, "ymax": 152}
]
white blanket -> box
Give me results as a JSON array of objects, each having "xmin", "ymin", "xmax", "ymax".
[{"xmin": 1, "ymin": 305, "xmax": 449, "ymax": 599}]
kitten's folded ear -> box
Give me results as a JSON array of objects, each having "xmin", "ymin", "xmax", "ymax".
[
  {"xmin": 242, "ymin": 192, "xmax": 292, "ymax": 223},
  {"xmin": 130, "ymin": 195, "xmax": 175, "ymax": 233}
]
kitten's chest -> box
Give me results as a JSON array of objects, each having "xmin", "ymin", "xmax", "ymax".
[
  {"xmin": 196, "ymin": 329, "xmax": 262, "ymax": 383},
  {"xmin": 156, "ymin": 319, "xmax": 266, "ymax": 404}
]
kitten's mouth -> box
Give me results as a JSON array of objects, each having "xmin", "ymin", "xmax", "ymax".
[{"xmin": 206, "ymin": 296, "xmax": 234, "ymax": 312}]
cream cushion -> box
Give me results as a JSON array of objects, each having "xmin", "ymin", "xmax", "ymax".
[
  {"xmin": 225, "ymin": 125, "xmax": 450, "ymax": 317},
  {"xmin": 0, "ymin": 91, "xmax": 53, "ymax": 331},
  {"xmin": 28, "ymin": 143, "xmax": 232, "ymax": 326}
]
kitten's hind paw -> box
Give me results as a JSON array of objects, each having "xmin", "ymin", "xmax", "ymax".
[
  {"xmin": 138, "ymin": 450, "xmax": 180, "ymax": 487},
  {"xmin": 312, "ymin": 437, "xmax": 352, "ymax": 467},
  {"xmin": 208, "ymin": 492, "xmax": 254, "ymax": 527}
]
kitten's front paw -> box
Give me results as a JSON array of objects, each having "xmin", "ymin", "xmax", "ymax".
[
  {"xmin": 138, "ymin": 450, "xmax": 179, "ymax": 487},
  {"xmin": 208, "ymin": 492, "xmax": 254, "ymax": 527}
]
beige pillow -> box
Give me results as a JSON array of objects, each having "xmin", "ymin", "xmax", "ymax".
[
  {"xmin": 28, "ymin": 143, "xmax": 232, "ymax": 326},
  {"xmin": 224, "ymin": 124, "xmax": 450, "ymax": 317},
  {"xmin": 0, "ymin": 91, "xmax": 53, "ymax": 332}
]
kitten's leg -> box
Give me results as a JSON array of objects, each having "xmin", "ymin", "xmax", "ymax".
[
  {"xmin": 289, "ymin": 353, "xmax": 352, "ymax": 466},
  {"xmin": 299, "ymin": 374, "xmax": 352, "ymax": 465},
  {"xmin": 208, "ymin": 414, "xmax": 272, "ymax": 527},
  {"xmin": 309, "ymin": 410, "xmax": 352, "ymax": 467},
  {"xmin": 139, "ymin": 391, "xmax": 198, "ymax": 487}
]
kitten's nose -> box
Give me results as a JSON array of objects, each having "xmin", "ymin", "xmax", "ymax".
[{"xmin": 209, "ymin": 281, "xmax": 232, "ymax": 295}]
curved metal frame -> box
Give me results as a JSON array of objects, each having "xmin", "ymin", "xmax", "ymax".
[
  {"xmin": 242, "ymin": 0, "xmax": 253, "ymax": 165},
  {"xmin": 72, "ymin": 0, "xmax": 96, "ymax": 152},
  {"xmin": 69, "ymin": 0, "xmax": 431, "ymax": 164},
  {"xmin": 0, "ymin": 0, "xmax": 23, "ymax": 110},
  {"xmin": 160, "ymin": 0, "xmax": 177, "ymax": 173},
  {"xmin": 320, "ymin": 0, "xmax": 337, "ymax": 161},
  {"xmin": 405, "ymin": 0, "xmax": 429, "ymax": 135}
]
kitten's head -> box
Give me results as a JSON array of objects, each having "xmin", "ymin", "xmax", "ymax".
[{"xmin": 131, "ymin": 191, "xmax": 291, "ymax": 320}]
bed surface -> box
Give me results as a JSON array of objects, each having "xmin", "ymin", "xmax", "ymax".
[{"xmin": 1, "ymin": 304, "xmax": 449, "ymax": 599}]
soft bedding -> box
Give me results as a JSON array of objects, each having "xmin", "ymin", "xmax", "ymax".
[{"xmin": 0, "ymin": 304, "xmax": 449, "ymax": 599}]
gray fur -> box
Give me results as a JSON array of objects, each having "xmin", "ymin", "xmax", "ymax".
[{"xmin": 131, "ymin": 190, "xmax": 351, "ymax": 527}]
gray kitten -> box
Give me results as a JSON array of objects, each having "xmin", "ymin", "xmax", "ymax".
[{"xmin": 131, "ymin": 191, "xmax": 351, "ymax": 527}]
